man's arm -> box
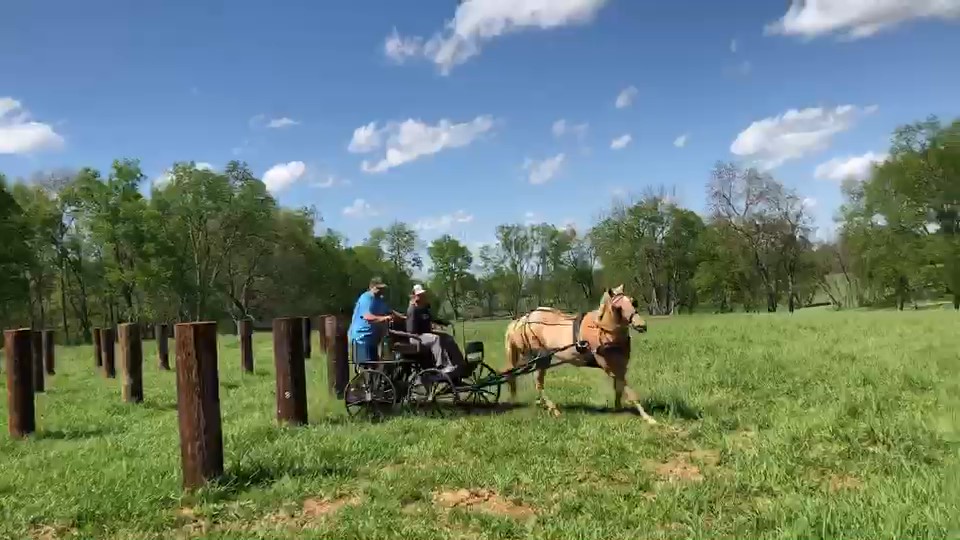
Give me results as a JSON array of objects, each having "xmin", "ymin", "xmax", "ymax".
[
  {"xmin": 359, "ymin": 295, "xmax": 390, "ymax": 323},
  {"xmin": 405, "ymin": 304, "xmax": 417, "ymax": 334}
]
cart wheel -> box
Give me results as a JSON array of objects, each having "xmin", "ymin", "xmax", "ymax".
[
  {"xmin": 407, "ymin": 368, "xmax": 460, "ymax": 417},
  {"xmin": 461, "ymin": 362, "xmax": 502, "ymax": 408},
  {"xmin": 344, "ymin": 369, "xmax": 397, "ymax": 419}
]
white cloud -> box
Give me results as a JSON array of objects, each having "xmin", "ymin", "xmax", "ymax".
[
  {"xmin": 267, "ymin": 117, "xmax": 300, "ymax": 129},
  {"xmin": 250, "ymin": 114, "xmax": 300, "ymax": 129},
  {"xmin": 766, "ymin": 0, "xmax": 960, "ymax": 40},
  {"xmin": 552, "ymin": 119, "xmax": 588, "ymax": 139},
  {"xmin": 350, "ymin": 116, "xmax": 494, "ymax": 173},
  {"xmin": 730, "ymin": 38, "xmax": 739, "ymax": 53},
  {"xmin": 384, "ymin": 28, "xmax": 424, "ymax": 63},
  {"xmin": 730, "ymin": 105, "xmax": 876, "ymax": 169},
  {"xmin": 610, "ymin": 134, "xmax": 632, "ymax": 150},
  {"xmin": 262, "ymin": 161, "xmax": 307, "ymax": 194},
  {"xmin": 342, "ymin": 198, "xmax": 378, "ymax": 218},
  {"xmin": 523, "ymin": 153, "xmax": 565, "ymax": 185},
  {"xmin": 348, "ymin": 122, "xmax": 383, "ymax": 153},
  {"xmin": 615, "ymin": 85, "xmax": 638, "ymax": 108},
  {"xmin": 0, "ymin": 97, "xmax": 64, "ymax": 155},
  {"xmin": 802, "ymin": 196, "xmax": 817, "ymax": 209},
  {"xmin": 310, "ymin": 173, "xmax": 350, "ymax": 189},
  {"xmin": 814, "ymin": 151, "xmax": 888, "ymax": 182},
  {"xmin": 414, "ymin": 209, "xmax": 474, "ymax": 231},
  {"xmin": 674, "ymin": 134, "xmax": 688, "ymax": 148},
  {"xmin": 385, "ymin": 0, "xmax": 610, "ymax": 74},
  {"xmin": 153, "ymin": 162, "xmax": 215, "ymax": 187}
]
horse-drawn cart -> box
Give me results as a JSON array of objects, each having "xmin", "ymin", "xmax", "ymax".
[{"xmin": 342, "ymin": 326, "xmax": 582, "ymax": 419}]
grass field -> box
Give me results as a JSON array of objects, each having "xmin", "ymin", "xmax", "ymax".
[{"xmin": 1, "ymin": 310, "xmax": 958, "ymax": 539}]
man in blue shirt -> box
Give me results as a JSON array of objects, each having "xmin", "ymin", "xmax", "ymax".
[{"xmin": 348, "ymin": 276, "xmax": 402, "ymax": 364}]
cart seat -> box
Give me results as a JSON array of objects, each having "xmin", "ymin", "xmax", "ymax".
[{"xmin": 391, "ymin": 342, "xmax": 422, "ymax": 356}]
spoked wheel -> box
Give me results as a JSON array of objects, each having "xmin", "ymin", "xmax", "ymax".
[
  {"xmin": 460, "ymin": 362, "xmax": 502, "ymax": 409},
  {"xmin": 407, "ymin": 368, "xmax": 460, "ymax": 417},
  {"xmin": 344, "ymin": 370, "xmax": 397, "ymax": 420}
]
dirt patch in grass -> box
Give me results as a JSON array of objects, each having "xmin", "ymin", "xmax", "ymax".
[
  {"xmin": 647, "ymin": 449, "xmax": 721, "ymax": 485},
  {"xmin": 177, "ymin": 495, "xmax": 361, "ymax": 535},
  {"xmin": 433, "ymin": 488, "xmax": 536, "ymax": 520},
  {"xmin": 814, "ymin": 471, "xmax": 863, "ymax": 493},
  {"xmin": 29, "ymin": 525, "xmax": 77, "ymax": 540}
]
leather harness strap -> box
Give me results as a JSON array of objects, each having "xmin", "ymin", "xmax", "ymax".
[{"xmin": 572, "ymin": 312, "xmax": 600, "ymax": 368}]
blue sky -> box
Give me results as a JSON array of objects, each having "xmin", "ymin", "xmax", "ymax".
[{"xmin": 2, "ymin": 0, "xmax": 959, "ymax": 250}]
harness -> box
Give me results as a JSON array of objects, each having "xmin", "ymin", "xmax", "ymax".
[{"xmin": 572, "ymin": 313, "xmax": 600, "ymax": 368}]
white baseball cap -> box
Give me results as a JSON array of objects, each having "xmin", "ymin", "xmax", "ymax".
[{"xmin": 412, "ymin": 284, "xmax": 427, "ymax": 296}]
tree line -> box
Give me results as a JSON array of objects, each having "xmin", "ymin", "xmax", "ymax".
[{"xmin": 1, "ymin": 115, "xmax": 957, "ymax": 343}]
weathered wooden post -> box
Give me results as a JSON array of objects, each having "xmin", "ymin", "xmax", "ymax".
[
  {"xmin": 101, "ymin": 327, "xmax": 116, "ymax": 378},
  {"xmin": 174, "ymin": 322, "xmax": 224, "ymax": 490},
  {"xmin": 237, "ymin": 319, "xmax": 253, "ymax": 373},
  {"xmin": 118, "ymin": 323, "xmax": 144, "ymax": 403},
  {"xmin": 157, "ymin": 323, "xmax": 170, "ymax": 370},
  {"xmin": 273, "ymin": 317, "xmax": 307, "ymax": 425},
  {"xmin": 5, "ymin": 329, "xmax": 36, "ymax": 438},
  {"xmin": 31, "ymin": 330, "xmax": 44, "ymax": 393},
  {"xmin": 324, "ymin": 315, "xmax": 349, "ymax": 398},
  {"xmin": 302, "ymin": 316, "xmax": 312, "ymax": 359},
  {"xmin": 317, "ymin": 315, "xmax": 329, "ymax": 353},
  {"xmin": 93, "ymin": 327, "xmax": 103, "ymax": 368},
  {"xmin": 43, "ymin": 330, "xmax": 55, "ymax": 375}
]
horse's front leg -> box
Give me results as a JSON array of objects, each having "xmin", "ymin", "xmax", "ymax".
[
  {"xmin": 602, "ymin": 355, "xmax": 657, "ymax": 425},
  {"xmin": 535, "ymin": 367, "xmax": 561, "ymax": 417}
]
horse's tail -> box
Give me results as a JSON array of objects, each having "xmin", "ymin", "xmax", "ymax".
[{"xmin": 503, "ymin": 316, "xmax": 524, "ymax": 400}]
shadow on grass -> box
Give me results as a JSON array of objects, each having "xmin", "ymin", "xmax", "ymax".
[
  {"xmin": 640, "ymin": 396, "xmax": 703, "ymax": 420},
  {"xmin": 211, "ymin": 459, "xmax": 356, "ymax": 499},
  {"xmin": 141, "ymin": 401, "xmax": 178, "ymax": 412},
  {"xmin": 35, "ymin": 427, "xmax": 114, "ymax": 441}
]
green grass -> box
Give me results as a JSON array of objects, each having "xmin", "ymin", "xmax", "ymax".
[{"xmin": 1, "ymin": 311, "xmax": 958, "ymax": 539}]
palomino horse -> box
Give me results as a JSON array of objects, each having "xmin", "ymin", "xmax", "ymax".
[{"xmin": 502, "ymin": 285, "xmax": 657, "ymax": 424}]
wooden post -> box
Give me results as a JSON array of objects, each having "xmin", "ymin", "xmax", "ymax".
[
  {"xmin": 157, "ymin": 324, "xmax": 170, "ymax": 370},
  {"xmin": 93, "ymin": 327, "xmax": 103, "ymax": 368},
  {"xmin": 43, "ymin": 330, "xmax": 55, "ymax": 375},
  {"xmin": 101, "ymin": 327, "xmax": 116, "ymax": 378},
  {"xmin": 317, "ymin": 315, "xmax": 329, "ymax": 353},
  {"xmin": 118, "ymin": 323, "xmax": 144, "ymax": 403},
  {"xmin": 325, "ymin": 315, "xmax": 349, "ymax": 398},
  {"xmin": 31, "ymin": 330, "xmax": 44, "ymax": 393},
  {"xmin": 238, "ymin": 319, "xmax": 253, "ymax": 373},
  {"xmin": 273, "ymin": 317, "xmax": 307, "ymax": 425},
  {"xmin": 5, "ymin": 329, "xmax": 36, "ymax": 438},
  {"xmin": 174, "ymin": 322, "xmax": 224, "ymax": 490},
  {"xmin": 302, "ymin": 316, "xmax": 312, "ymax": 359}
]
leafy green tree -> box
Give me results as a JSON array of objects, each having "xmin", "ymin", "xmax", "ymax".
[
  {"xmin": 427, "ymin": 235, "xmax": 473, "ymax": 319},
  {"xmin": 0, "ymin": 174, "xmax": 31, "ymax": 329}
]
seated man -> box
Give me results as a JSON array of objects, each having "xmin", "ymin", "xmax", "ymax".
[
  {"xmin": 348, "ymin": 276, "xmax": 404, "ymax": 365},
  {"xmin": 406, "ymin": 284, "xmax": 466, "ymax": 375}
]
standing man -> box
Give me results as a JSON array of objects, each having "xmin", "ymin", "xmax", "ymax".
[{"xmin": 348, "ymin": 276, "xmax": 403, "ymax": 364}]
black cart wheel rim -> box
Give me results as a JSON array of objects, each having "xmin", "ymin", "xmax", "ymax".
[
  {"xmin": 464, "ymin": 362, "xmax": 502, "ymax": 408},
  {"xmin": 345, "ymin": 370, "xmax": 397, "ymax": 419},
  {"xmin": 407, "ymin": 369, "xmax": 459, "ymax": 417}
]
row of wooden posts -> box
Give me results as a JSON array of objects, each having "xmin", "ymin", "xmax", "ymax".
[{"xmin": 3, "ymin": 314, "xmax": 352, "ymax": 490}]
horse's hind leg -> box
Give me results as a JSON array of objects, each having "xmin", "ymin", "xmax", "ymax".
[
  {"xmin": 503, "ymin": 338, "xmax": 520, "ymax": 401},
  {"xmin": 535, "ymin": 368, "xmax": 561, "ymax": 417}
]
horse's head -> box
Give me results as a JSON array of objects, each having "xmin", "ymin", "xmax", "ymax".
[{"xmin": 599, "ymin": 285, "xmax": 647, "ymax": 334}]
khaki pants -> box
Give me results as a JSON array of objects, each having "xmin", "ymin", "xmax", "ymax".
[{"xmin": 412, "ymin": 332, "xmax": 465, "ymax": 373}]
